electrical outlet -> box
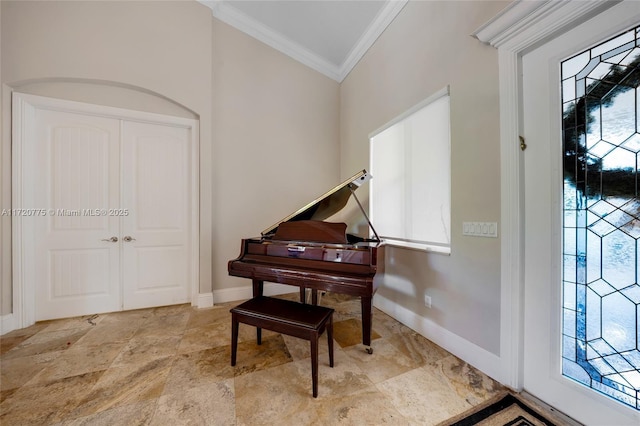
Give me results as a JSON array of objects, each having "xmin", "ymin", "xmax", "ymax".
[{"xmin": 424, "ymin": 294, "xmax": 432, "ymax": 308}]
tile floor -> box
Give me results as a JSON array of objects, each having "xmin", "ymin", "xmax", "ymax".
[{"xmin": 1, "ymin": 292, "xmax": 510, "ymax": 425}]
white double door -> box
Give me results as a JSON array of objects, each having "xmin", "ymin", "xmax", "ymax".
[{"xmin": 17, "ymin": 95, "xmax": 197, "ymax": 321}]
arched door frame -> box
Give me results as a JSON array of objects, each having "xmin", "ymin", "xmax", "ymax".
[{"xmin": 11, "ymin": 92, "xmax": 201, "ymax": 329}]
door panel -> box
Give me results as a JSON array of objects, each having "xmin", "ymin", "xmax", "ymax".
[
  {"xmin": 34, "ymin": 109, "xmax": 121, "ymax": 320},
  {"xmin": 522, "ymin": 1, "xmax": 640, "ymax": 424},
  {"xmin": 121, "ymin": 121, "xmax": 191, "ymax": 309}
]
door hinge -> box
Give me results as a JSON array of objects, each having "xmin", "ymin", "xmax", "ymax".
[{"xmin": 519, "ymin": 135, "xmax": 527, "ymax": 151}]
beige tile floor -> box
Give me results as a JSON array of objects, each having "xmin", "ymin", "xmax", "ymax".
[{"xmin": 1, "ymin": 292, "xmax": 507, "ymax": 425}]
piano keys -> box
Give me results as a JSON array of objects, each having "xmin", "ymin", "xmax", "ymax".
[{"xmin": 228, "ymin": 170, "xmax": 384, "ymax": 353}]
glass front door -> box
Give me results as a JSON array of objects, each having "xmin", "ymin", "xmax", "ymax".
[
  {"xmin": 522, "ymin": 2, "xmax": 640, "ymax": 424},
  {"xmin": 561, "ymin": 25, "xmax": 640, "ymax": 410}
]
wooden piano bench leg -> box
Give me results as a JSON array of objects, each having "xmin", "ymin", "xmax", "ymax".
[
  {"xmin": 311, "ymin": 331, "xmax": 319, "ymax": 397},
  {"xmin": 328, "ymin": 315, "xmax": 334, "ymax": 367},
  {"xmin": 231, "ymin": 313, "xmax": 239, "ymax": 366}
]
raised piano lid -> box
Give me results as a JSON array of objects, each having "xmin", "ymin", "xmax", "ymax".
[{"xmin": 261, "ymin": 169, "xmax": 379, "ymax": 240}]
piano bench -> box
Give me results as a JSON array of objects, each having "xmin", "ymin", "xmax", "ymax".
[{"xmin": 230, "ymin": 296, "xmax": 334, "ymax": 398}]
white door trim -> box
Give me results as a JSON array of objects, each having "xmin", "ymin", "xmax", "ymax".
[
  {"xmin": 472, "ymin": 0, "xmax": 619, "ymax": 389},
  {"xmin": 11, "ymin": 92, "xmax": 200, "ymax": 329}
]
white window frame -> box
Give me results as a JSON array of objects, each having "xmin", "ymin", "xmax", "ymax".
[{"xmin": 369, "ymin": 86, "xmax": 451, "ymax": 254}]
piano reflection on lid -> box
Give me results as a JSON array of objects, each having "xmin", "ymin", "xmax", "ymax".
[{"xmin": 228, "ymin": 170, "xmax": 384, "ymax": 354}]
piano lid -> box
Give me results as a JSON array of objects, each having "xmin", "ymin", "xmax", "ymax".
[{"xmin": 261, "ymin": 169, "xmax": 374, "ymax": 238}]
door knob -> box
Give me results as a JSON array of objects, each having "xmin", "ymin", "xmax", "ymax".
[
  {"xmin": 123, "ymin": 236, "xmax": 136, "ymax": 242},
  {"xmin": 101, "ymin": 236, "xmax": 118, "ymax": 242}
]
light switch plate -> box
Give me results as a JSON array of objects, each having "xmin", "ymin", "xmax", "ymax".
[{"xmin": 463, "ymin": 222, "xmax": 498, "ymax": 238}]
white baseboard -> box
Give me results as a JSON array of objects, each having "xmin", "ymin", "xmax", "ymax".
[
  {"xmin": 1, "ymin": 312, "xmax": 15, "ymax": 335},
  {"xmin": 196, "ymin": 292, "xmax": 214, "ymax": 308},
  {"xmin": 213, "ymin": 283, "xmax": 296, "ymax": 304},
  {"xmin": 374, "ymin": 293, "xmax": 507, "ymax": 385}
]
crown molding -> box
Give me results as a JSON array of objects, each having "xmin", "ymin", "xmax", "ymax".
[
  {"xmin": 200, "ymin": 0, "xmax": 407, "ymax": 83},
  {"xmin": 472, "ymin": 0, "xmax": 617, "ymax": 50},
  {"xmin": 339, "ymin": 0, "xmax": 408, "ymax": 81},
  {"xmin": 205, "ymin": 0, "xmax": 341, "ymax": 81},
  {"xmin": 471, "ymin": 0, "xmax": 546, "ymax": 46}
]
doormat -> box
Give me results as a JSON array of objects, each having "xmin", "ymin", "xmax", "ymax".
[{"xmin": 437, "ymin": 393, "xmax": 560, "ymax": 426}]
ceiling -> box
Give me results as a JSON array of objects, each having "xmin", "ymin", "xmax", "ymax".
[{"xmin": 199, "ymin": 0, "xmax": 408, "ymax": 82}]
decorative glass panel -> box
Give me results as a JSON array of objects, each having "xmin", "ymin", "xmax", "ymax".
[{"xmin": 562, "ymin": 24, "xmax": 640, "ymax": 411}]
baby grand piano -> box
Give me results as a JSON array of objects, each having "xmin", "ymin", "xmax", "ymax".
[{"xmin": 228, "ymin": 170, "xmax": 384, "ymax": 353}]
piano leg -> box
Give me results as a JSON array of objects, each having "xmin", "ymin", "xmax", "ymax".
[
  {"xmin": 252, "ymin": 279, "xmax": 264, "ymax": 343},
  {"xmin": 299, "ymin": 288, "xmax": 319, "ymax": 305},
  {"xmin": 361, "ymin": 296, "xmax": 374, "ymax": 354},
  {"xmin": 252, "ymin": 279, "xmax": 264, "ymax": 297}
]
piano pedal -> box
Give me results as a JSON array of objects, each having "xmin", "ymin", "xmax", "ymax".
[
  {"xmin": 304, "ymin": 289, "xmax": 327, "ymax": 305},
  {"xmin": 365, "ymin": 346, "xmax": 373, "ymax": 355}
]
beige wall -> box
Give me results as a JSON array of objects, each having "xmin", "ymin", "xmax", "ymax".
[
  {"xmin": 0, "ymin": 1, "xmax": 340, "ymax": 317},
  {"xmin": 212, "ymin": 19, "xmax": 340, "ymax": 293},
  {"xmin": 340, "ymin": 0, "xmax": 509, "ymax": 354}
]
